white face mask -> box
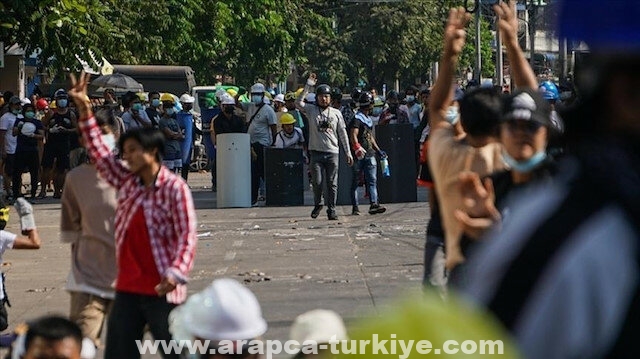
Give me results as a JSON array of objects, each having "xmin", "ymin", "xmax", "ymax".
[{"xmin": 445, "ymin": 106, "xmax": 459, "ymax": 125}]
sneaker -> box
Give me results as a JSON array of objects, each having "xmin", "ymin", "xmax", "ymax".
[
  {"xmin": 327, "ymin": 211, "xmax": 338, "ymax": 220},
  {"xmin": 310, "ymin": 205, "xmax": 323, "ymax": 219},
  {"xmin": 369, "ymin": 204, "xmax": 386, "ymax": 215},
  {"xmin": 352, "ymin": 206, "xmax": 360, "ymax": 216}
]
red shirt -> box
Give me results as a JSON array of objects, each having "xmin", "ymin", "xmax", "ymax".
[
  {"xmin": 80, "ymin": 116, "xmax": 198, "ymax": 304},
  {"xmin": 116, "ymin": 206, "xmax": 161, "ymax": 295}
]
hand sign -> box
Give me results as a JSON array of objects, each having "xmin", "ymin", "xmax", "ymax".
[
  {"xmin": 68, "ymin": 71, "xmax": 93, "ymax": 120},
  {"xmin": 444, "ymin": 7, "xmax": 472, "ymax": 57},
  {"xmin": 494, "ymin": 0, "xmax": 519, "ymax": 45}
]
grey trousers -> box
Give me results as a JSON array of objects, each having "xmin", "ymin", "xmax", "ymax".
[{"xmin": 310, "ymin": 151, "xmax": 339, "ymax": 213}]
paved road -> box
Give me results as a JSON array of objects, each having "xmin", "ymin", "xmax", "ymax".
[{"xmin": 2, "ymin": 171, "xmax": 429, "ymax": 357}]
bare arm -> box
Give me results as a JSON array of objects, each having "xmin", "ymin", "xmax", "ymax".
[
  {"xmin": 429, "ymin": 8, "xmax": 471, "ymax": 130},
  {"xmin": 13, "ymin": 229, "xmax": 41, "ymax": 249},
  {"xmin": 495, "ymin": 0, "xmax": 537, "ymax": 89}
]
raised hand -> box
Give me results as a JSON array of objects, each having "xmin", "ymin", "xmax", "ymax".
[
  {"xmin": 444, "ymin": 7, "xmax": 472, "ymax": 57},
  {"xmin": 68, "ymin": 71, "xmax": 93, "ymax": 120},
  {"xmin": 307, "ymin": 72, "xmax": 317, "ymax": 86},
  {"xmin": 494, "ymin": 0, "xmax": 519, "ymax": 46}
]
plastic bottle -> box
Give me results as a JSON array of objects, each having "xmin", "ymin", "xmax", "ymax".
[{"xmin": 380, "ymin": 157, "xmax": 390, "ymax": 177}]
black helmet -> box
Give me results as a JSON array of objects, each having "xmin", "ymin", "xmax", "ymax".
[
  {"xmin": 330, "ymin": 87, "xmax": 342, "ymax": 101},
  {"xmin": 350, "ymin": 88, "xmax": 363, "ymax": 102},
  {"xmin": 316, "ymin": 84, "xmax": 331, "ymax": 95},
  {"xmin": 386, "ymin": 90, "xmax": 399, "ymax": 101},
  {"xmin": 358, "ymin": 92, "xmax": 374, "ymax": 107}
]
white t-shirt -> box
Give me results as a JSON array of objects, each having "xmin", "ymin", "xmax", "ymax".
[
  {"xmin": 273, "ymin": 128, "xmax": 305, "ymax": 149},
  {"xmin": 0, "ymin": 113, "xmax": 18, "ymax": 154},
  {"xmin": 0, "ymin": 230, "xmax": 17, "ymax": 300}
]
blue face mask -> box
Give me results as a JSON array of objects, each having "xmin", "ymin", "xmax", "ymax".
[
  {"xmin": 445, "ymin": 106, "xmax": 459, "ymax": 125},
  {"xmin": 132, "ymin": 103, "xmax": 143, "ymax": 111},
  {"xmin": 165, "ymin": 108, "xmax": 175, "ymax": 115},
  {"xmin": 25, "ymin": 111, "xmax": 35, "ymax": 119},
  {"xmin": 151, "ymin": 99, "xmax": 161, "ymax": 107},
  {"xmin": 251, "ymin": 95, "xmax": 263, "ymax": 104},
  {"xmin": 11, "ymin": 109, "xmax": 21, "ymax": 115},
  {"xmin": 57, "ymin": 99, "xmax": 68, "ymax": 108},
  {"xmin": 406, "ymin": 95, "xmax": 415, "ymax": 103},
  {"xmin": 372, "ymin": 107, "xmax": 383, "ymax": 116},
  {"xmin": 503, "ymin": 150, "xmax": 547, "ymax": 173}
]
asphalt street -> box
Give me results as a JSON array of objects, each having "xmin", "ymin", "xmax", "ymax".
[{"xmin": 1, "ymin": 171, "xmax": 430, "ymax": 358}]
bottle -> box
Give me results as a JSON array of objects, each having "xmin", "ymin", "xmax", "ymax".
[{"xmin": 380, "ymin": 157, "xmax": 390, "ymax": 177}]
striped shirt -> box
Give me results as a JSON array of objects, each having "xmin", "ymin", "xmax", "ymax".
[{"xmin": 79, "ymin": 117, "xmax": 197, "ymax": 304}]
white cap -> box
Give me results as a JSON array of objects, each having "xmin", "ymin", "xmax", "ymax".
[
  {"xmin": 180, "ymin": 93, "xmax": 195, "ymax": 104},
  {"xmin": 250, "ymin": 83, "xmax": 266, "ymax": 94},
  {"xmin": 289, "ymin": 309, "xmax": 347, "ymax": 348},
  {"xmin": 274, "ymin": 94, "xmax": 285, "ymax": 103},
  {"xmin": 220, "ymin": 94, "xmax": 236, "ymax": 105},
  {"xmin": 20, "ymin": 98, "xmax": 31, "ymax": 105},
  {"xmin": 170, "ymin": 278, "xmax": 267, "ymax": 341},
  {"xmin": 305, "ymin": 93, "xmax": 316, "ymax": 103}
]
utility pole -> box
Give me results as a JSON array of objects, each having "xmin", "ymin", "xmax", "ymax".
[
  {"xmin": 475, "ymin": 7, "xmax": 482, "ymax": 83},
  {"xmin": 496, "ymin": 16, "xmax": 503, "ymax": 89},
  {"xmin": 528, "ymin": 1, "xmax": 536, "ymax": 68}
]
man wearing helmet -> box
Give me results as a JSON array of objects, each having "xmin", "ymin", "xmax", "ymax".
[
  {"xmin": 273, "ymin": 113, "xmax": 306, "ymax": 152},
  {"xmin": 236, "ymin": 83, "xmax": 278, "ymax": 206},
  {"xmin": 378, "ymin": 90, "xmax": 409, "ymax": 125},
  {"xmin": 297, "ymin": 73, "xmax": 353, "ymax": 220},
  {"xmin": 40, "ymin": 90, "xmax": 77, "ymax": 199},
  {"xmin": 210, "ymin": 95, "xmax": 246, "ymax": 191},
  {"xmin": 349, "ymin": 92, "xmax": 387, "ymax": 216}
]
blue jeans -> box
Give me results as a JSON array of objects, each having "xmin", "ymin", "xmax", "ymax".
[
  {"xmin": 310, "ymin": 151, "xmax": 339, "ymax": 212},
  {"xmin": 351, "ymin": 155, "xmax": 378, "ymax": 206}
]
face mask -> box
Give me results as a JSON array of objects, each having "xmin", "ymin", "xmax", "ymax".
[
  {"xmin": 11, "ymin": 109, "xmax": 21, "ymax": 115},
  {"xmin": 132, "ymin": 103, "xmax": 143, "ymax": 111},
  {"xmin": 251, "ymin": 95, "xmax": 262, "ymax": 104},
  {"xmin": 25, "ymin": 111, "xmax": 35, "ymax": 119},
  {"xmin": 224, "ymin": 106, "xmax": 235, "ymax": 114},
  {"xmin": 372, "ymin": 107, "xmax": 383, "ymax": 116},
  {"xmin": 503, "ymin": 150, "xmax": 547, "ymax": 173},
  {"xmin": 165, "ymin": 108, "xmax": 175, "ymax": 116},
  {"xmin": 445, "ymin": 106, "xmax": 459, "ymax": 125},
  {"xmin": 103, "ymin": 133, "xmax": 117, "ymax": 152},
  {"xmin": 406, "ymin": 95, "xmax": 415, "ymax": 103},
  {"xmin": 151, "ymin": 99, "xmax": 161, "ymax": 107},
  {"xmin": 57, "ymin": 99, "xmax": 68, "ymax": 108}
]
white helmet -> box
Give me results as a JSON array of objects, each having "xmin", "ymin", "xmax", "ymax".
[
  {"xmin": 179, "ymin": 93, "xmax": 195, "ymax": 104},
  {"xmin": 250, "ymin": 83, "xmax": 266, "ymax": 94},
  {"xmin": 274, "ymin": 94, "xmax": 285, "ymax": 103},
  {"xmin": 170, "ymin": 278, "xmax": 267, "ymax": 342},
  {"xmin": 220, "ymin": 94, "xmax": 236, "ymax": 105},
  {"xmin": 290, "ymin": 309, "xmax": 348, "ymax": 349},
  {"xmin": 305, "ymin": 93, "xmax": 316, "ymax": 104}
]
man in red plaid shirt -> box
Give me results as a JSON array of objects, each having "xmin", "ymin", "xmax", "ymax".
[{"xmin": 69, "ymin": 72, "xmax": 197, "ymax": 359}]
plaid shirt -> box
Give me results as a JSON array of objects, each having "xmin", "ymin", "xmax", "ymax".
[{"xmin": 80, "ymin": 117, "xmax": 197, "ymax": 304}]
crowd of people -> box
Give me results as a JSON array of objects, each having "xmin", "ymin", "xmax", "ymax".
[{"xmin": 0, "ymin": 0, "xmax": 637, "ymax": 357}]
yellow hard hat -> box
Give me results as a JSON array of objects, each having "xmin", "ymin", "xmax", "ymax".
[
  {"xmin": 137, "ymin": 92, "xmax": 147, "ymax": 102},
  {"xmin": 226, "ymin": 88, "xmax": 238, "ymax": 97},
  {"xmin": 50, "ymin": 100, "xmax": 57, "ymax": 109},
  {"xmin": 280, "ymin": 113, "xmax": 296, "ymax": 125},
  {"xmin": 160, "ymin": 93, "xmax": 174, "ymax": 103},
  {"xmin": 339, "ymin": 291, "xmax": 521, "ymax": 359}
]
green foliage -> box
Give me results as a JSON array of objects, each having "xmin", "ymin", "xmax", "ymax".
[
  {"xmin": 0, "ymin": 0, "xmax": 500, "ymax": 89},
  {"xmin": 459, "ymin": 14, "xmax": 495, "ymax": 79}
]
